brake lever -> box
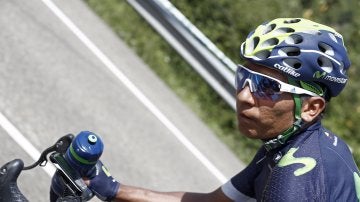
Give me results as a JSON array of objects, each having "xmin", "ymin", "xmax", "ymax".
[{"xmin": 23, "ymin": 134, "xmax": 74, "ymax": 170}]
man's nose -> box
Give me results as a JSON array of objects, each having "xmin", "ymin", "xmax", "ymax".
[{"xmin": 236, "ymin": 85, "xmax": 255, "ymax": 105}]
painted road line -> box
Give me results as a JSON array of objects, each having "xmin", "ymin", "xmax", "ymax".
[{"xmin": 0, "ymin": 112, "xmax": 56, "ymax": 176}]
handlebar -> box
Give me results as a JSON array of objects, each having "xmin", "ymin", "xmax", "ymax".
[{"xmin": 0, "ymin": 159, "xmax": 28, "ymax": 202}]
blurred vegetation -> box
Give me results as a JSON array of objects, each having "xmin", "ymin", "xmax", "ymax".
[{"xmin": 83, "ymin": 0, "xmax": 360, "ymax": 165}]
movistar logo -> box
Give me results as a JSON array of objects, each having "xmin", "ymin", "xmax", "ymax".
[
  {"xmin": 313, "ymin": 71, "xmax": 327, "ymax": 79},
  {"xmin": 313, "ymin": 71, "xmax": 347, "ymax": 84},
  {"xmin": 278, "ymin": 147, "xmax": 316, "ymax": 176}
]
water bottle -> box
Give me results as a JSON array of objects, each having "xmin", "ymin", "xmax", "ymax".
[
  {"xmin": 50, "ymin": 131, "xmax": 104, "ymax": 201},
  {"xmin": 65, "ymin": 131, "xmax": 104, "ymax": 177}
]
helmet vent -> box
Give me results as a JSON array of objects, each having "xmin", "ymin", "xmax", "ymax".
[
  {"xmin": 261, "ymin": 38, "xmax": 279, "ymax": 47},
  {"xmin": 328, "ymin": 33, "xmax": 338, "ymax": 43},
  {"xmin": 263, "ymin": 24, "xmax": 276, "ymax": 34},
  {"xmin": 284, "ymin": 18, "xmax": 301, "ymax": 24},
  {"xmin": 318, "ymin": 42, "xmax": 335, "ymax": 56},
  {"xmin": 285, "ymin": 34, "xmax": 303, "ymax": 44},
  {"xmin": 317, "ymin": 56, "xmax": 333, "ymax": 73},
  {"xmin": 275, "ymin": 27, "xmax": 295, "ymax": 34},
  {"xmin": 339, "ymin": 62, "xmax": 346, "ymax": 74},
  {"xmin": 283, "ymin": 58, "xmax": 302, "ymax": 69},
  {"xmin": 253, "ymin": 37, "xmax": 260, "ymax": 49},
  {"xmin": 254, "ymin": 50, "xmax": 271, "ymax": 59},
  {"xmin": 303, "ymin": 30, "xmax": 321, "ymax": 35},
  {"xmin": 278, "ymin": 47, "xmax": 301, "ymax": 56},
  {"xmin": 245, "ymin": 36, "xmax": 260, "ymax": 55}
]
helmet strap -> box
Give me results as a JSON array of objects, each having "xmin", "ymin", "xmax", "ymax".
[{"xmin": 264, "ymin": 78, "xmax": 304, "ymax": 151}]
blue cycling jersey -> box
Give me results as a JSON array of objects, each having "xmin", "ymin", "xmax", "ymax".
[{"xmin": 222, "ymin": 121, "xmax": 360, "ymax": 201}]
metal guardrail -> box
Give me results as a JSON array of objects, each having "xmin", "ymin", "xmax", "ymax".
[{"xmin": 127, "ymin": 0, "xmax": 237, "ymax": 110}]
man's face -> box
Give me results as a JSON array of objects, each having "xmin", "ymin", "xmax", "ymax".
[{"xmin": 236, "ymin": 63, "xmax": 295, "ymax": 140}]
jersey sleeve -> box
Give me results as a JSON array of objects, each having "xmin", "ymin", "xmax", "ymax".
[
  {"xmin": 221, "ymin": 147, "xmax": 266, "ymax": 201},
  {"xmin": 221, "ymin": 180, "xmax": 256, "ymax": 202}
]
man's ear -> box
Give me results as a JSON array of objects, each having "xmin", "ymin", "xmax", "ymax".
[{"xmin": 301, "ymin": 97, "xmax": 326, "ymax": 123}]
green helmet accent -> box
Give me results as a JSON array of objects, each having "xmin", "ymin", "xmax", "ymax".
[
  {"xmin": 243, "ymin": 18, "xmax": 338, "ymax": 58},
  {"xmin": 299, "ymin": 81, "xmax": 325, "ymax": 97}
]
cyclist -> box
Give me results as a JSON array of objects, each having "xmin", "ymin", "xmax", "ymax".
[{"xmin": 82, "ymin": 18, "xmax": 360, "ymax": 201}]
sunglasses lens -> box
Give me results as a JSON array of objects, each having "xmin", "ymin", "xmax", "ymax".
[
  {"xmin": 253, "ymin": 75, "xmax": 281, "ymax": 100},
  {"xmin": 235, "ymin": 67, "xmax": 249, "ymax": 91},
  {"xmin": 256, "ymin": 75, "xmax": 281, "ymax": 94},
  {"xmin": 236, "ymin": 67, "xmax": 282, "ymax": 100}
]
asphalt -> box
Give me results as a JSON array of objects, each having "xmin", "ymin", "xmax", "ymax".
[{"xmin": 0, "ymin": 0, "xmax": 244, "ymax": 201}]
